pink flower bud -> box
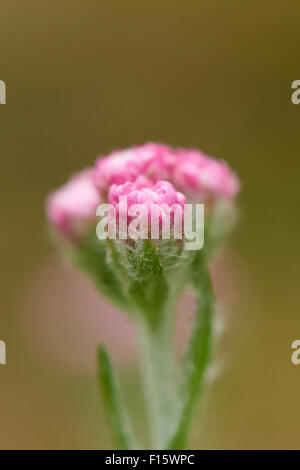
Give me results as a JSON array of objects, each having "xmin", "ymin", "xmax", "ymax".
[
  {"xmin": 46, "ymin": 169, "xmax": 101, "ymax": 241},
  {"xmin": 94, "ymin": 143, "xmax": 240, "ymax": 203},
  {"xmin": 46, "ymin": 143, "xmax": 240, "ymax": 244},
  {"xmin": 171, "ymin": 149, "xmax": 240, "ymax": 200},
  {"xmin": 108, "ymin": 176, "xmax": 186, "ymax": 236},
  {"xmin": 94, "ymin": 143, "xmax": 176, "ymax": 197}
]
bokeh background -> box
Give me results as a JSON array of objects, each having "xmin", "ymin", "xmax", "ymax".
[{"xmin": 0, "ymin": 0, "xmax": 300, "ymax": 449}]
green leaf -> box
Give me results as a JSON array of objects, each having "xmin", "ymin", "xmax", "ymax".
[
  {"xmin": 98, "ymin": 344, "xmax": 137, "ymax": 450},
  {"xmin": 168, "ymin": 251, "xmax": 214, "ymax": 449},
  {"xmin": 71, "ymin": 232, "xmax": 129, "ymax": 310}
]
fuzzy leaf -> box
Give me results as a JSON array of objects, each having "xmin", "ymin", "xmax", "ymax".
[
  {"xmin": 98, "ymin": 344, "xmax": 137, "ymax": 450},
  {"xmin": 72, "ymin": 233, "xmax": 129, "ymax": 310}
]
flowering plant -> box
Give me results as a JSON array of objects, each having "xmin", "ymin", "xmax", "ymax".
[{"xmin": 46, "ymin": 143, "xmax": 240, "ymax": 449}]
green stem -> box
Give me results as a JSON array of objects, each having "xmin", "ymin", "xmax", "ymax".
[
  {"xmin": 168, "ymin": 256, "xmax": 214, "ymax": 449},
  {"xmin": 137, "ymin": 305, "xmax": 177, "ymax": 449}
]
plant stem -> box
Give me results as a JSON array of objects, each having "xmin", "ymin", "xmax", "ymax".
[
  {"xmin": 168, "ymin": 256, "xmax": 214, "ymax": 449},
  {"xmin": 137, "ymin": 305, "xmax": 177, "ymax": 449}
]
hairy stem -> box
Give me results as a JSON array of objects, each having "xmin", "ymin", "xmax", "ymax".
[
  {"xmin": 137, "ymin": 305, "xmax": 177, "ymax": 449},
  {"xmin": 168, "ymin": 256, "xmax": 214, "ymax": 449}
]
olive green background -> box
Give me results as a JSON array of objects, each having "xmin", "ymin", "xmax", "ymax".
[{"xmin": 0, "ymin": 0, "xmax": 300, "ymax": 449}]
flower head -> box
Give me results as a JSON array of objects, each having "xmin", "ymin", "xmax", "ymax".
[
  {"xmin": 94, "ymin": 143, "xmax": 240, "ymax": 204},
  {"xmin": 46, "ymin": 143, "xmax": 240, "ymax": 250}
]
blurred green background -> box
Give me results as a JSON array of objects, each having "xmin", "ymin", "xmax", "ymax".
[{"xmin": 0, "ymin": 0, "xmax": 300, "ymax": 449}]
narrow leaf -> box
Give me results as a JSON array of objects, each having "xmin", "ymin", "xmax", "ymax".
[{"xmin": 98, "ymin": 344, "xmax": 137, "ymax": 450}]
